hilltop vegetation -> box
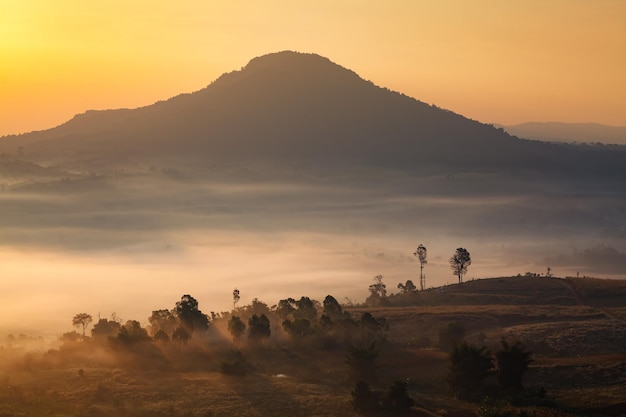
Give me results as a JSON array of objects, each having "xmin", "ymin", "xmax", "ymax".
[{"xmin": 1, "ymin": 276, "xmax": 625, "ymax": 416}]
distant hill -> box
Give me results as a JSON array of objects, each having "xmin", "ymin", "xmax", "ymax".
[
  {"xmin": 385, "ymin": 276, "xmax": 626, "ymax": 308},
  {"xmin": 500, "ymin": 122, "xmax": 626, "ymax": 145},
  {"xmin": 2, "ymin": 51, "xmax": 626, "ymax": 178}
]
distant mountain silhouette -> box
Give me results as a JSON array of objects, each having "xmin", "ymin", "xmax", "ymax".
[
  {"xmin": 2, "ymin": 51, "xmax": 625, "ymax": 176},
  {"xmin": 499, "ymin": 122, "xmax": 626, "ymax": 145}
]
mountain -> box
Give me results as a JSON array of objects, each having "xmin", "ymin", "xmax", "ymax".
[
  {"xmin": 2, "ymin": 51, "xmax": 626, "ymax": 177},
  {"xmin": 500, "ymin": 122, "xmax": 626, "ymax": 145}
]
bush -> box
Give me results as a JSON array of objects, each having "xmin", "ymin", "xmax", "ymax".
[
  {"xmin": 495, "ymin": 338, "xmax": 532, "ymax": 392},
  {"xmin": 439, "ymin": 321, "xmax": 466, "ymax": 351},
  {"xmin": 219, "ymin": 350, "xmax": 248, "ymax": 376},
  {"xmin": 447, "ymin": 342, "xmax": 493, "ymax": 399},
  {"xmin": 351, "ymin": 381, "xmax": 378, "ymax": 414}
]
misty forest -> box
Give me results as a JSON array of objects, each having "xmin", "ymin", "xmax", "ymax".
[{"xmin": 1, "ymin": 52, "xmax": 626, "ymax": 416}]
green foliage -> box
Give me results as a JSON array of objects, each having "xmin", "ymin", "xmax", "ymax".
[
  {"xmin": 447, "ymin": 342, "xmax": 493, "ymax": 399},
  {"xmin": 495, "ymin": 338, "xmax": 532, "ymax": 392}
]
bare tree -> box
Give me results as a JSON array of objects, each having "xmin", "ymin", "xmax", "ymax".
[
  {"xmin": 414, "ymin": 244, "xmax": 428, "ymax": 290},
  {"xmin": 72, "ymin": 313, "xmax": 93, "ymax": 336},
  {"xmin": 449, "ymin": 248, "xmax": 471, "ymax": 283}
]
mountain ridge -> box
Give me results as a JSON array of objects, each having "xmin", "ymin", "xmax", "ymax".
[{"xmin": 1, "ymin": 51, "xmax": 625, "ymax": 177}]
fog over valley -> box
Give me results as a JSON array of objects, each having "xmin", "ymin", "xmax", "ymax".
[{"xmin": 1, "ymin": 52, "xmax": 625, "ymax": 339}]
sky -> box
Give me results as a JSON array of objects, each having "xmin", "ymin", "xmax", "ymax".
[{"xmin": 1, "ymin": 0, "xmax": 625, "ymax": 137}]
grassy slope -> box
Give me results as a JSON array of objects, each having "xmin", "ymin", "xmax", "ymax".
[{"xmin": 1, "ymin": 276, "xmax": 625, "ymax": 417}]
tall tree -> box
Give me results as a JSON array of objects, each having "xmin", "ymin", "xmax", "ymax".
[
  {"xmin": 414, "ymin": 244, "xmax": 428, "ymax": 290},
  {"xmin": 72, "ymin": 313, "xmax": 93, "ymax": 337},
  {"xmin": 449, "ymin": 247, "xmax": 471, "ymax": 283},
  {"xmin": 175, "ymin": 294, "xmax": 209, "ymax": 334},
  {"xmin": 232, "ymin": 288, "xmax": 240, "ymax": 310}
]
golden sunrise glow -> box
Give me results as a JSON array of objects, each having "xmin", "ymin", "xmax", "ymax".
[{"xmin": 1, "ymin": 1, "xmax": 625, "ymax": 135}]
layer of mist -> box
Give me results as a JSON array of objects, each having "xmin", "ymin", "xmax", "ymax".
[{"xmin": 1, "ymin": 162, "xmax": 624, "ymax": 338}]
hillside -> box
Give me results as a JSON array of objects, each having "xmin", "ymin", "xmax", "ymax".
[
  {"xmin": 1, "ymin": 51, "xmax": 626, "ymax": 178},
  {"xmin": 501, "ymin": 122, "xmax": 626, "ymax": 145}
]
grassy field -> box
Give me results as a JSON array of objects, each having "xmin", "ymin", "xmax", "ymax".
[{"xmin": 1, "ymin": 276, "xmax": 625, "ymax": 417}]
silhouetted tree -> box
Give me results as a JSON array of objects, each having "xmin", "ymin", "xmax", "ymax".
[
  {"xmin": 276, "ymin": 298, "xmax": 297, "ymax": 319},
  {"xmin": 447, "ymin": 342, "xmax": 493, "ymax": 399},
  {"xmin": 228, "ymin": 316, "xmax": 246, "ymax": 341},
  {"xmin": 244, "ymin": 298, "xmax": 271, "ymax": 317},
  {"xmin": 72, "ymin": 313, "xmax": 93, "ymax": 337},
  {"xmin": 369, "ymin": 275, "xmax": 387, "ymax": 297},
  {"xmin": 153, "ymin": 329, "xmax": 170, "ymax": 343},
  {"xmin": 282, "ymin": 318, "xmax": 315, "ymax": 337},
  {"xmin": 248, "ymin": 314, "xmax": 271, "ymax": 340},
  {"xmin": 294, "ymin": 296, "xmax": 317, "ymax": 321},
  {"xmin": 233, "ymin": 288, "xmax": 240, "ymax": 310},
  {"xmin": 322, "ymin": 295, "xmax": 344, "ymax": 319},
  {"xmin": 91, "ymin": 318, "xmax": 121, "ymax": 339},
  {"xmin": 414, "ymin": 243, "xmax": 428, "ymax": 290},
  {"xmin": 174, "ymin": 294, "xmax": 209, "ymax": 334},
  {"xmin": 397, "ymin": 279, "xmax": 416, "ymax": 293},
  {"xmin": 117, "ymin": 320, "xmax": 150, "ymax": 345},
  {"xmin": 172, "ymin": 326, "xmax": 191, "ymax": 344},
  {"xmin": 450, "ymin": 247, "xmax": 471, "ymax": 283},
  {"xmin": 495, "ymin": 338, "xmax": 533, "ymax": 392},
  {"xmin": 148, "ymin": 309, "xmax": 177, "ymax": 337}
]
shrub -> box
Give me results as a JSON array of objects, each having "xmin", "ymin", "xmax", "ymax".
[{"xmin": 447, "ymin": 342, "xmax": 493, "ymax": 399}]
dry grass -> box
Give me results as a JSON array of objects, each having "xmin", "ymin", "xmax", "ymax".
[{"xmin": 2, "ymin": 276, "xmax": 626, "ymax": 416}]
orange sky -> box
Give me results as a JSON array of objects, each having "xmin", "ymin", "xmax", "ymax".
[{"xmin": 1, "ymin": 0, "xmax": 625, "ymax": 136}]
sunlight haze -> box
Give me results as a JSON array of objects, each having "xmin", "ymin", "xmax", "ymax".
[{"xmin": 1, "ymin": 0, "xmax": 625, "ymax": 136}]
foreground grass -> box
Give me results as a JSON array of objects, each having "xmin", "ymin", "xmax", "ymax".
[{"xmin": 2, "ymin": 276, "xmax": 626, "ymax": 416}]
